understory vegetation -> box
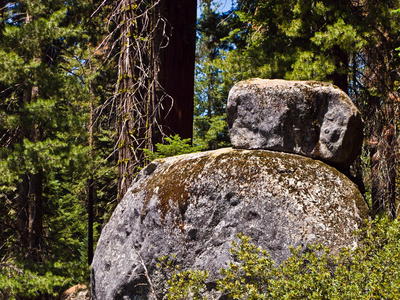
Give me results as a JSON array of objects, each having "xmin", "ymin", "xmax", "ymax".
[{"xmin": 167, "ymin": 218, "xmax": 400, "ymax": 300}]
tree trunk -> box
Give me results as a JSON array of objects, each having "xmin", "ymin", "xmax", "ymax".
[
  {"xmin": 158, "ymin": 0, "xmax": 196, "ymax": 142},
  {"xmin": 115, "ymin": 0, "xmax": 196, "ymax": 199},
  {"xmin": 88, "ymin": 70, "xmax": 95, "ymax": 265},
  {"xmin": 15, "ymin": 17, "xmax": 44, "ymax": 258},
  {"xmin": 88, "ymin": 178, "xmax": 94, "ymax": 265},
  {"xmin": 17, "ymin": 174, "xmax": 29, "ymax": 253},
  {"xmin": 28, "ymin": 170, "xmax": 43, "ymax": 261},
  {"xmin": 17, "ymin": 157, "xmax": 44, "ymax": 262},
  {"xmin": 17, "ymin": 170, "xmax": 43, "ymax": 261},
  {"xmin": 330, "ymin": 45, "xmax": 349, "ymax": 93},
  {"xmin": 116, "ymin": 0, "xmax": 138, "ymax": 199}
]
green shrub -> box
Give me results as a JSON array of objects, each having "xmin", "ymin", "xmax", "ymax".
[
  {"xmin": 167, "ymin": 218, "xmax": 400, "ymax": 299},
  {"xmin": 143, "ymin": 135, "xmax": 202, "ymax": 161},
  {"xmin": 0, "ymin": 259, "xmax": 88, "ymax": 299},
  {"xmin": 167, "ymin": 270, "xmax": 209, "ymax": 300}
]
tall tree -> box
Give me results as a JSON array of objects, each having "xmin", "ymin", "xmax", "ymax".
[
  {"xmin": 0, "ymin": 0, "xmax": 84, "ymax": 262},
  {"xmin": 219, "ymin": 0, "xmax": 400, "ymax": 218},
  {"xmin": 105, "ymin": 0, "xmax": 196, "ymax": 199},
  {"xmin": 0, "ymin": 0, "xmax": 115, "ymax": 280},
  {"xmin": 358, "ymin": 0, "xmax": 400, "ymax": 218},
  {"xmin": 194, "ymin": 0, "xmax": 233, "ymax": 150}
]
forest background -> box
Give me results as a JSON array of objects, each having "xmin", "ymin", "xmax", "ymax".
[{"xmin": 1, "ymin": 0, "xmax": 400, "ymax": 298}]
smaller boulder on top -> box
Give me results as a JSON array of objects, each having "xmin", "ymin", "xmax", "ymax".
[{"xmin": 227, "ymin": 79, "xmax": 363, "ymax": 170}]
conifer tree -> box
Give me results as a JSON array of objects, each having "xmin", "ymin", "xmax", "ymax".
[
  {"xmin": 0, "ymin": 0, "xmax": 115, "ymax": 279},
  {"xmin": 194, "ymin": 0, "xmax": 233, "ymax": 150},
  {"xmin": 105, "ymin": 0, "xmax": 196, "ymax": 199},
  {"xmin": 0, "ymin": 0, "xmax": 81, "ymax": 262},
  {"xmin": 220, "ymin": 0, "xmax": 400, "ymax": 218}
]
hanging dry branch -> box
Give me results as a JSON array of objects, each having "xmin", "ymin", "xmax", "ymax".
[{"xmin": 99, "ymin": 0, "xmax": 173, "ymax": 199}]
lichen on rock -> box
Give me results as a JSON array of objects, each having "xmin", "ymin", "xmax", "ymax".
[
  {"xmin": 91, "ymin": 148, "xmax": 369, "ymax": 300},
  {"xmin": 227, "ymin": 79, "xmax": 363, "ymax": 170}
]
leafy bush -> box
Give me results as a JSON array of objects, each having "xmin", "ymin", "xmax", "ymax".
[
  {"xmin": 143, "ymin": 135, "xmax": 201, "ymax": 161},
  {"xmin": 167, "ymin": 270, "xmax": 209, "ymax": 300},
  {"xmin": 167, "ymin": 218, "xmax": 400, "ymax": 299}
]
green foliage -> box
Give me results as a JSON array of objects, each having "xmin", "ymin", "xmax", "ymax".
[
  {"xmin": 203, "ymin": 0, "xmax": 400, "ymax": 218},
  {"xmin": 167, "ymin": 218, "xmax": 400, "ymax": 299},
  {"xmin": 0, "ymin": 259, "xmax": 88, "ymax": 299},
  {"xmin": 144, "ymin": 135, "xmax": 201, "ymax": 161},
  {"xmin": 194, "ymin": 114, "xmax": 230, "ymax": 150},
  {"xmin": 0, "ymin": 0, "xmax": 116, "ymax": 298},
  {"xmin": 218, "ymin": 234, "xmax": 276, "ymax": 299},
  {"xmin": 167, "ymin": 270, "xmax": 209, "ymax": 300},
  {"xmin": 158, "ymin": 254, "xmax": 209, "ymax": 300},
  {"xmin": 194, "ymin": 1, "xmax": 232, "ymax": 151}
]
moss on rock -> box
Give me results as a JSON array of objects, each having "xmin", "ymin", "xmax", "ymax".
[{"xmin": 91, "ymin": 148, "xmax": 370, "ymax": 300}]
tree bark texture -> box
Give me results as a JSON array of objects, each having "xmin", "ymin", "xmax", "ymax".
[
  {"xmin": 158, "ymin": 0, "xmax": 196, "ymax": 141},
  {"xmin": 115, "ymin": 0, "xmax": 196, "ymax": 199},
  {"xmin": 117, "ymin": 0, "xmax": 139, "ymax": 199}
]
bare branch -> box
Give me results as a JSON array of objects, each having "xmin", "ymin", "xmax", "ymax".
[{"xmin": 132, "ymin": 247, "xmax": 158, "ymax": 300}]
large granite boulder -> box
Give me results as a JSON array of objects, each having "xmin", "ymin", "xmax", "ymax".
[
  {"xmin": 91, "ymin": 148, "xmax": 369, "ymax": 300},
  {"xmin": 227, "ymin": 79, "xmax": 363, "ymax": 170}
]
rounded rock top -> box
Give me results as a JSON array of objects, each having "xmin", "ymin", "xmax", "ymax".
[{"xmin": 91, "ymin": 148, "xmax": 369, "ymax": 299}]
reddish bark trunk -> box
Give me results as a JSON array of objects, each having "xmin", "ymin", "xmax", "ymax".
[{"xmin": 158, "ymin": 0, "xmax": 196, "ymax": 142}]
